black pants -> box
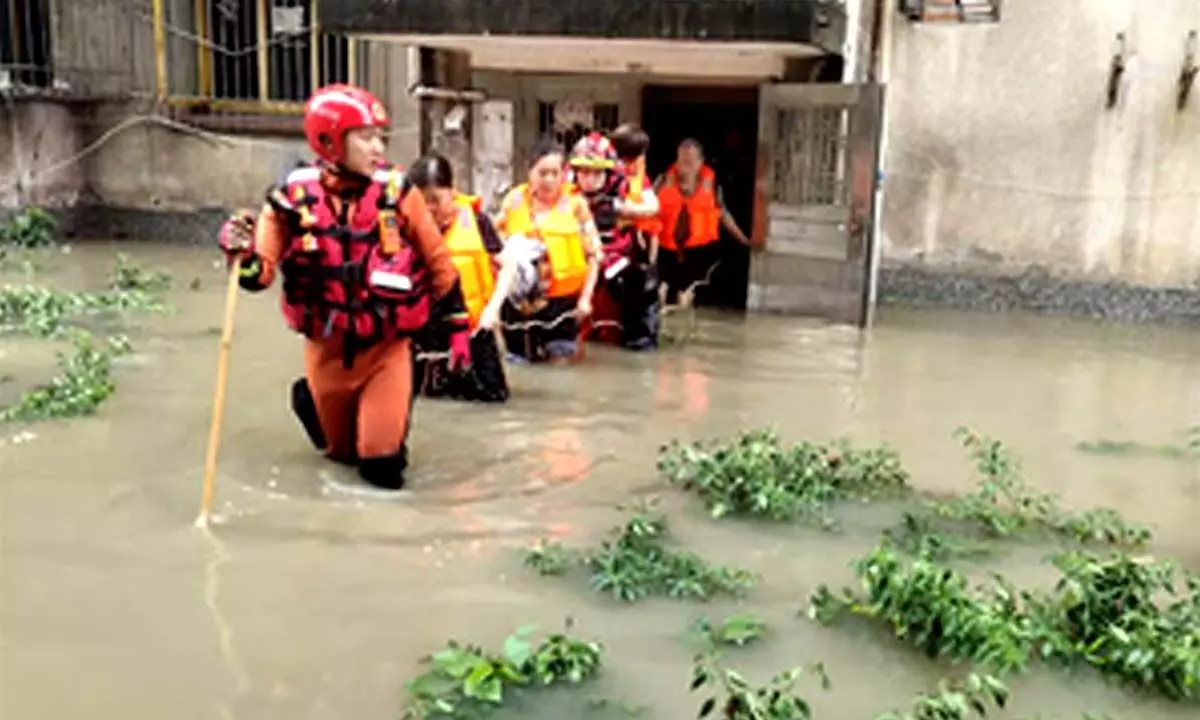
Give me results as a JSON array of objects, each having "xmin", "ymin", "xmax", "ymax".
[
  {"xmin": 657, "ymin": 244, "xmax": 720, "ymax": 306},
  {"xmin": 501, "ymin": 296, "xmax": 578, "ymax": 362},
  {"xmin": 412, "ymin": 325, "xmax": 509, "ymax": 403},
  {"xmin": 607, "ymin": 264, "xmax": 659, "ymax": 349}
]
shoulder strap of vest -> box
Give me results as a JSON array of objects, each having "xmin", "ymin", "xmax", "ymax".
[
  {"xmin": 371, "ymin": 165, "xmax": 409, "ymax": 210},
  {"xmin": 266, "ymin": 165, "xmax": 321, "ymax": 214}
]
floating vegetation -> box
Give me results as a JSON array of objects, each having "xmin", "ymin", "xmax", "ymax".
[
  {"xmin": 688, "ymin": 612, "xmax": 769, "ymax": 649},
  {"xmin": 0, "ymin": 207, "xmax": 58, "ymax": 249},
  {"xmin": 659, "ymin": 428, "xmax": 910, "ymax": 528},
  {"xmin": 401, "ymin": 623, "xmax": 603, "ymax": 719},
  {"xmin": 1076, "ymin": 425, "xmax": 1200, "ymax": 461},
  {"xmin": 0, "ymin": 331, "xmax": 131, "ymax": 424},
  {"xmin": 888, "ymin": 428, "xmax": 1151, "ymax": 559},
  {"xmin": 691, "ymin": 652, "xmax": 831, "ymax": 720},
  {"xmin": 524, "ymin": 501, "xmax": 755, "ymax": 602},
  {"xmin": 808, "ymin": 542, "xmax": 1200, "ymax": 702},
  {"xmin": 0, "ymin": 252, "xmax": 171, "ymax": 424}
]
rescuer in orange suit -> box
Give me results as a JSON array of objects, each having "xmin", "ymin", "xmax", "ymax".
[{"xmin": 216, "ymin": 84, "xmax": 470, "ymax": 490}]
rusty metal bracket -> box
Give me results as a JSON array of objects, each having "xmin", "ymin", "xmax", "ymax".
[
  {"xmin": 1106, "ymin": 33, "xmax": 1127, "ymax": 110},
  {"xmin": 406, "ymin": 84, "xmax": 487, "ymax": 103},
  {"xmin": 1178, "ymin": 31, "xmax": 1198, "ymax": 111}
]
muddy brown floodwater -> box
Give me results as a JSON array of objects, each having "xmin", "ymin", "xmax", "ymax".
[{"xmin": 1, "ymin": 241, "xmax": 1198, "ymax": 719}]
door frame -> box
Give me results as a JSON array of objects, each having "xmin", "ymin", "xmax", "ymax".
[{"xmin": 750, "ymin": 82, "xmax": 885, "ymax": 327}]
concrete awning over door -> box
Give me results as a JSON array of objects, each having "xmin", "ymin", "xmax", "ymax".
[{"xmin": 321, "ymin": 0, "xmax": 845, "ymax": 78}]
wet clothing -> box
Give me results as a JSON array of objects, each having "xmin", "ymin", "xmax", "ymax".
[
  {"xmin": 412, "ymin": 198, "xmax": 510, "ymax": 402},
  {"xmin": 239, "ymin": 163, "xmax": 465, "ymax": 489},
  {"xmin": 500, "ymin": 296, "xmax": 580, "ymax": 362},
  {"xmin": 494, "ymin": 185, "xmax": 599, "ymax": 363},
  {"xmin": 578, "ymin": 165, "xmax": 660, "ymax": 350},
  {"xmin": 655, "ymin": 164, "xmax": 726, "ymax": 305}
]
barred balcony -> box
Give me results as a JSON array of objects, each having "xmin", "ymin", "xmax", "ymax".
[{"xmin": 319, "ymin": 0, "xmax": 847, "ymax": 55}]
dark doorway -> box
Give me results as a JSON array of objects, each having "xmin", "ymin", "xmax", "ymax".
[{"xmin": 641, "ymin": 84, "xmax": 759, "ymax": 311}]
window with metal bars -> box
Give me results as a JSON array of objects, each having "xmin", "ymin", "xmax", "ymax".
[
  {"xmin": 204, "ymin": 0, "xmax": 354, "ymax": 102},
  {"xmin": 536, "ymin": 100, "xmax": 620, "ymax": 150},
  {"xmin": 0, "ymin": 0, "xmax": 52, "ymax": 89}
]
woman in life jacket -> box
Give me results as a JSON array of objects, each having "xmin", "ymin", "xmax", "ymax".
[
  {"xmin": 215, "ymin": 83, "xmax": 471, "ymax": 491},
  {"xmin": 493, "ymin": 138, "xmax": 601, "ymax": 363},
  {"xmin": 408, "ymin": 153, "xmax": 514, "ymax": 403}
]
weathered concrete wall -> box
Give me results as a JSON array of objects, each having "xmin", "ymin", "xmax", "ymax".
[
  {"xmin": 1, "ymin": 0, "xmax": 423, "ymax": 240},
  {"xmin": 0, "ymin": 99, "xmax": 86, "ymax": 210},
  {"xmin": 881, "ymin": 0, "xmax": 1200, "ymax": 309}
]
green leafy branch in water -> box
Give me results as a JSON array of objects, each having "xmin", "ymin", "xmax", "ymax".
[
  {"xmin": 109, "ymin": 252, "xmax": 172, "ymax": 294},
  {"xmin": 524, "ymin": 501, "xmax": 756, "ymax": 602},
  {"xmin": 808, "ymin": 543, "xmax": 1037, "ymax": 674},
  {"xmin": 691, "ymin": 651, "xmax": 831, "ymax": 719},
  {"xmin": 1076, "ymin": 425, "xmax": 1200, "ymax": 460},
  {"xmin": 1, "ymin": 254, "xmax": 171, "ymax": 339},
  {"xmin": 687, "ymin": 612, "xmax": 768, "ymax": 649},
  {"xmin": 874, "ymin": 673, "xmax": 1008, "ymax": 720},
  {"xmin": 659, "ymin": 428, "xmax": 910, "ymax": 529},
  {"xmin": 1, "ymin": 254, "xmax": 172, "ymax": 424},
  {"xmin": 888, "ymin": 428, "xmax": 1151, "ymax": 559},
  {"xmin": 0, "ymin": 207, "xmax": 58, "ymax": 249},
  {"xmin": 808, "ymin": 541, "xmax": 1200, "ymax": 702},
  {"xmin": 401, "ymin": 622, "xmax": 602, "ymax": 719},
  {"xmin": 0, "ymin": 331, "xmax": 132, "ymax": 424}
]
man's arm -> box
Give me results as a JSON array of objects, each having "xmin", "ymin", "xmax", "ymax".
[{"xmin": 715, "ymin": 185, "xmax": 751, "ymax": 246}]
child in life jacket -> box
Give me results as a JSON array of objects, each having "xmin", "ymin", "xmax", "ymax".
[
  {"xmin": 569, "ymin": 131, "xmax": 660, "ymax": 350},
  {"xmin": 215, "ymin": 84, "xmax": 471, "ymax": 491},
  {"xmin": 608, "ymin": 123, "xmax": 662, "ymax": 349}
]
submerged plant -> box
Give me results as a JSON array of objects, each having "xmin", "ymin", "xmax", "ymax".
[
  {"xmin": 688, "ymin": 612, "xmax": 768, "ymax": 649},
  {"xmin": 1076, "ymin": 425, "xmax": 1200, "ymax": 460},
  {"xmin": 659, "ymin": 428, "xmax": 909, "ymax": 527},
  {"xmin": 402, "ymin": 623, "xmax": 602, "ymax": 719},
  {"xmin": 0, "ymin": 331, "xmax": 132, "ymax": 424},
  {"xmin": 808, "ymin": 543, "xmax": 1036, "ymax": 674},
  {"xmin": 809, "ymin": 539, "xmax": 1200, "ymax": 703},
  {"xmin": 109, "ymin": 253, "xmax": 172, "ymax": 294},
  {"xmin": 524, "ymin": 501, "xmax": 755, "ymax": 602},
  {"xmin": 874, "ymin": 673, "xmax": 1009, "ymax": 720},
  {"xmin": 1034, "ymin": 551, "xmax": 1200, "ymax": 701},
  {"xmin": 0, "ymin": 207, "xmax": 58, "ymax": 249},
  {"xmin": 691, "ymin": 652, "xmax": 830, "ymax": 720},
  {"xmin": 889, "ymin": 428, "xmax": 1151, "ymax": 558}
]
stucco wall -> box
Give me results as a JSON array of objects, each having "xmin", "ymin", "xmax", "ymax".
[
  {"xmin": 0, "ymin": 99, "xmax": 86, "ymax": 210},
  {"xmin": 881, "ymin": 0, "xmax": 1200, "ymax": 287}
]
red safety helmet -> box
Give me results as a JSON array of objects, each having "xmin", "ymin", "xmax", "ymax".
[
  {"xmin": 569, "ymin": 132, "xmax": 617, "ymax": 170},
  {"xmin": 302, "ymin": 84, "xmax": 390, "ymax": 165}
]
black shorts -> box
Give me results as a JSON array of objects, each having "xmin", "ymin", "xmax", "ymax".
[
  {"xmin": 412, "ymin": 326, "xmax": 509, "ymax": 403},
  {"xmin": 500, "ymin": 296, "xmax": 579, "ymax": 363},
  {"xmin": 657, "ymin": 244, "xmax": 720, "ymax": 305}
]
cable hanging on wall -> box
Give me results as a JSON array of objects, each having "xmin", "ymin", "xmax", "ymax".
[
  {"xmin": 1106, "ymin": 33, "xmax": 1127, "ymax": 110},
  {"xmin": 1178, "ymin": 31, "xmax": 1197, "ymax": 111}
]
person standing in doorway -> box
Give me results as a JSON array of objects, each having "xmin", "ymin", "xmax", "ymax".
[{"xmin": 654, "ymin": 138, "xmax": 753, "ymax": 307}]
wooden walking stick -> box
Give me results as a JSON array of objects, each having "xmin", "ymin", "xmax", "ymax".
[{"xmin": 195, "ymin": 215, "xmax": 252, "ymax": 528}]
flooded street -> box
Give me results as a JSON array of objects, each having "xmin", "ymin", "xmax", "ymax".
[{"xmin": 2, "ymin": 241, "xmax": 1198, "ymax": 719}]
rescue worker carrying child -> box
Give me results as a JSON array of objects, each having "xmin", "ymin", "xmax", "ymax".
[
  {"xmin": 493, "ymin": 138, "xmax": 601, "ymax": 363},
  {"xmin": 408, "ymin": 152, "xmax": 515, "ymax": 402},
  {"xmin": 606, "ymin": 124, "xmax": 661, "ymax": 348},
  {"xmin": 216, "ymin": 84, "xmax": 470, "ymax": 490}
]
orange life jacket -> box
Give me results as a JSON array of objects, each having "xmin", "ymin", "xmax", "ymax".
[
  {"xmin": 266, "ymin": 163, "xmax": 430, "ymax": 344},
  {"xmin": 444, "ymin": 193, "xmax": 495, "ymax": 330},
  {"xmin": 499, "ymin": 184, "xmax": 590, "ymax": 299},
  {"xmin": 657, "ymin": 164, "xmax": 720, "ymax": 252},
  {"xmin": 621, "ymin": 160, "xmax": 662, "ymax": 237}
]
